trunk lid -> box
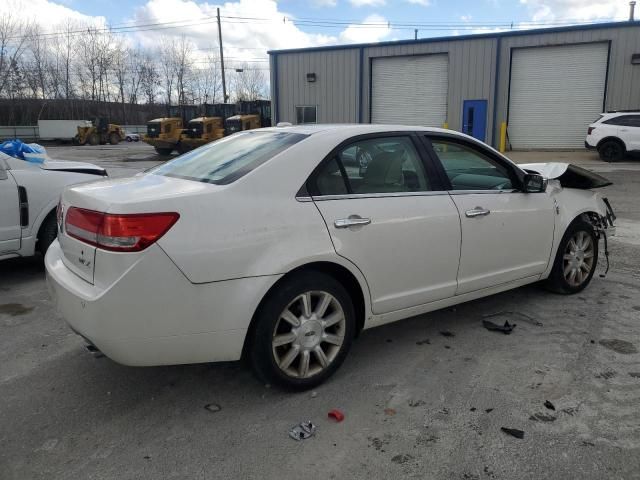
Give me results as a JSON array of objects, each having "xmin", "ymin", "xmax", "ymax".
[{"xmin": 59, "ymin": 173, "xmax": 216, "ymax": 284}]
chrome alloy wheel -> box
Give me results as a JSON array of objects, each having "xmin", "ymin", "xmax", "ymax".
[
  {"xmin": 563, "ymin": 230, "xmax": 595, "ymax": 287},
  {"xmin": 272, "ymin": 291, "xmax": 346, "ymax": 379}
]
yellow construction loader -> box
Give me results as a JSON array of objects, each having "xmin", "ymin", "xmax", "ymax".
[
  {"xmin": 178, "ymin": 117, "xmax": 225, "ymax": 153},
  {"xmin": 75, "ymin": 118, "xmax": 124, "ymax": 146},
  {"xmin": 224, "ymin": 100, "xmax": 272, "ymax": 135},
  {"xmin": 143, "ymin": 117, "xmax": 184, "ymax": 155}
]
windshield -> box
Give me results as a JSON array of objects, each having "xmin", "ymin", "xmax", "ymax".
[{"xmin": 150, "ymin": 131, "xmax": 307, "ymax": 184}]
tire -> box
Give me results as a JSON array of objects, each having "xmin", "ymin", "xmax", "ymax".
[
  {"xmin": 545, "ymin": 219, "xmax": 598, "ymax": 294},
  {"xmin": 38, "ymin": 214, "xmax": 58, "ymax": 257},
  {"xmin": 109, "ymin": 133, "xmax": 120, "ymax": 145},
  {"xmin": 248, "ymin": 271, "xmax": 356, "ymax": 390},
  {"xmin": 154, "ymin": 147, "xmax": 173, "ymax": 156},
  {"xmin": 88, "ymin": 133, "xmax": 99, "ymax": 146},
  {"xmin": 134, "ymin": 138, "xmax": 140, "ymax": 142},
  {"xmin": 598, "ymin": 140, "xmax": 625, "ymax": 162},
  {"xmin": 126, "ymin": 136, "xmax": 132, "ymax": 142}
]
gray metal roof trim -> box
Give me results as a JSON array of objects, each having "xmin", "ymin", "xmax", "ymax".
[{"xmin": 268, "ymin": 20, "xmax": 639, "ymax": 55}]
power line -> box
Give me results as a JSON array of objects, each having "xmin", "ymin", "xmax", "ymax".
[{"xmin": 4, "ymin": 12, "xmax": 624, "ymax": 41}]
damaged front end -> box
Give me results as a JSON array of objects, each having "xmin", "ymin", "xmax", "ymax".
[{"xmin": 520, "ymin": 162, "xmax": 616, "ymax": 277}]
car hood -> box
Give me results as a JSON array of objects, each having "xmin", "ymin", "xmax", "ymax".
[
  {"xmin": 519, "ymin": 162, "xmax": 612, "ymax": 189},
  {"xmin": 40, "ymin": 160, "xmax": 107, "ymax": 176}
]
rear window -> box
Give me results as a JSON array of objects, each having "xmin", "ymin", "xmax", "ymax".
[{"xmin": 151, "ymin": 131, "xmax": 307, "ymax": 185}]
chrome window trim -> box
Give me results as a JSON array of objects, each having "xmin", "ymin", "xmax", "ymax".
[
  {"xmin": 448, "ymin": 189, "xmax": 520, "ymax": 195},
  {"xmin": 297, "ymin": 191, "xmax": 449, "ymax": 202},
  {"xmin": 296, "ymin": 189, "xmax": 522, "ymax": 202}
]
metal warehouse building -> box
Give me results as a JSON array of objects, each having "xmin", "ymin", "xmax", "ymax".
[{"xmin": 268, "ymin": 21, "xmax": 640, "ymax": 149}]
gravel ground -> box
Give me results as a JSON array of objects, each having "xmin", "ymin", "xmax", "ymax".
[{"xmin": 1, "ymin": 144, "xmax": 640, "ymax": 480}]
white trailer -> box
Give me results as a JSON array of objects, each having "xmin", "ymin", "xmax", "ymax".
[{"xmin": 37, "ymin": 120, "xmax": 89, "ymax": 141}]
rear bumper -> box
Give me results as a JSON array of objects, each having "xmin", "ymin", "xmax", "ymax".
[
  {"xmin": 45, "ymin": 240, "xmax": 280, "ymax": 366},
  {"xmin": 585, "ymin": 140, "xmax": 596, "ymax": 150}
]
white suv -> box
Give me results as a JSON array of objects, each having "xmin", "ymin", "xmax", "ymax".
[{"xmin": 585, "ymin": 112, "xmax": 640, "ymax": 162}]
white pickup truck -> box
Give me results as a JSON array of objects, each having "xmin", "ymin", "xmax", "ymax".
[{"xmin": 0, "ymin": 153, "xmax": 107, "ymax": 261}]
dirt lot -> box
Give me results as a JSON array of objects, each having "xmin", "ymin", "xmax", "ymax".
[{"xmin": 1, "ymin": 144, "xmax": 640, "ymax": 480}]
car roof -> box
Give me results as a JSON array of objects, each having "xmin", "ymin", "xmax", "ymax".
[
  {"xmin": 600, "ymin": 111, "xmax": 640, "ymax": 117},
  {"xmin": 260, "ymin": 123, "xmax": 456, "ymax": 136}
]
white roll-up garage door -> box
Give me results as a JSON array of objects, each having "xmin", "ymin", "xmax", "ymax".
[
  {"xmin": 508, "ymin": 43, "xmax": 608, "ymax": 149},
  {"xmin": 371, "ymin": 54, "xmax": 448, "ymax": 127}
]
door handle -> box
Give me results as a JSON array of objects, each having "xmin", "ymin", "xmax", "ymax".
[
  {"xmin": 334, "ymin": 215, "xmax": 371, "ymax": 228},
  {"xmin": 465, "ymin": 207, "xmax": 491, "ymax": 218}
]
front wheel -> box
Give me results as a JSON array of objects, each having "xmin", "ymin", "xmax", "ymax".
[
  {"xmin": 545, "ymin": 219, "xmax": 598, "ymax": 294},
  {"xmin": 248, "ymin": 272, "xmax": 355, "ymax": 390}
]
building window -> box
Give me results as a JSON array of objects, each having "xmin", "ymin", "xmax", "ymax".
[{"xmin": 296, "ymin": 106, "xmax": 317, "ymax": 124}]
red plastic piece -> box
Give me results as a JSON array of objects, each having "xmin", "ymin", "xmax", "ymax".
[{"xmin": 328, "ymin": 409, "xmax": 345, "ymax": 422}]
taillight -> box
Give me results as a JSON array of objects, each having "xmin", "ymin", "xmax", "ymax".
[
  {"xmin": 65, "ymin": 207, "xmax": 179, "ymax": 252},
  {"xmin": 587, "ymin": 127, "xmax": 595, "ymax": 135}
]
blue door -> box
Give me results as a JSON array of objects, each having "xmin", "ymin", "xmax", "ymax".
[{"xmin": 462, "ymin": 100, "xmax": 487, "ymax": 141}]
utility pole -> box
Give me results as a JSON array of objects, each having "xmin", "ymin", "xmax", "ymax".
[
  {"xmin": 414, "ymin": 29, "xmax": 418, "ymax": 40},
  {"xmin": 217, "ymin": 8, "xmax": 227, "ymax": 103},
  {"xmin": 630, "ymin": 1, "xmax": 636, "ymax": 21}
]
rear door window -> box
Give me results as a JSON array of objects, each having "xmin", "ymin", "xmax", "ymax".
[{"xmin": 152, "ymin": 131, "xmax": 307, "ymax": 184}]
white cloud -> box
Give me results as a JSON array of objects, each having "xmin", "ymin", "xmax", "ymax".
[
  {"xmin": 460, "ymin": 14, "xmax": 472, "ymax": 21},
  {"xmin": 339, "ymin": 13, "xmax": 391, "ymax": 43},
  {"xmin": 0, "ymin": 0, "xmax": 106, "ymax": 30},
  {"xmin": 349, "ymin": 0, "xmax": 386, "ymax": 7},
  {"xmin": 520, "ymin": 0, "xmax": 627, "ymax": 22},
  {"xmin": 312, "ymin": 0, "xmax": 338, "ymax": 6},
  {"xmin": 406, "ymin": 0, "xmax": 431, "ymax": 5}
]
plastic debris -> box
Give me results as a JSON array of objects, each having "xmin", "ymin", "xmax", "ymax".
[
  {"xmin": 204, "ymin": 403, "xmax": 221, "ymax": 413},
  {"xmin": 482, "ymin": 319, "xmax": 516, "ymax": 334},
  {"xmin": 310, "ymin": 391, "xmax": 318, "ymax": 398},
  {"xmin": 544, "ymin": 400, "xmax": 556, "ymax": 411},
  {"xmin": 328, "ymin": 409, "xmax": 345, "ymax": 422},
  {"xmin": 0, "ymin": 139, "xmax": 47, "ymax": 162},
  {"xmin": 289, "ymin": 421, "xmax": 316, "ymax": 441},
  {"xmin": 501, "ymin": 427, "xmax": 525, "ymax": 439}
]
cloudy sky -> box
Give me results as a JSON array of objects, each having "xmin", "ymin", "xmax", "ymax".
[{"xmin": 0, "ymin": 0, "xmax": 630, "ymax": 70}]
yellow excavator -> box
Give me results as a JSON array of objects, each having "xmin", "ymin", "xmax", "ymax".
[
  {"xmin": 143, "ymin": 117, "xmax": 184, "ymax": 155},
  {"xmin": 75, "ymin": 118, "xmax": 124, "ymax": 146}
]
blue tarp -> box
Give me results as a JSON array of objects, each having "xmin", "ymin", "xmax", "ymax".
[{"xmin": 0, "ymin": 139, "xmax": 46, "ymax": 162}]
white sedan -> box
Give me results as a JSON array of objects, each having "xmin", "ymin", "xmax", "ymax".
[
  {"xmin": 1, "ymin": 153, "xmax": 106, "ymax": 261},
  {"xmin": 45, "ymin": 125, "xmax": 615, "ymax": 390}
]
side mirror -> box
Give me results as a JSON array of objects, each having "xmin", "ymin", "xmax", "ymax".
[{"xmin": 523, "ymin": 173, "xmax": 547, "ymax": 193}]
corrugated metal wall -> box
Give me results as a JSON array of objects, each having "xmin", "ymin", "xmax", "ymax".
[
  {"xmin": 274, "ymin": 49, "xmax": 360, "ymax": 124},
  {"xmin": 362, "ymin": 38, "xmax": 497, "ymax": 133},
  {"xmin": 271, "ymin": 23, "xmax": 640, "ymax": 148},
  {"xmin": 494, "ymin": 25, "xmax": 640, "ymax": 147}
]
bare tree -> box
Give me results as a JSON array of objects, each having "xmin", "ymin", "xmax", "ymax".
[
  {"xmin": 0, "ymin": 13, "xmax": 31, "ymax": 97},
  {"xmin": 233, "ymin": 63, "xmax": 267, "ymax": 101}
]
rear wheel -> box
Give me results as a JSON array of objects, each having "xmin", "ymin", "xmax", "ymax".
[
  {"xmin": 126, "ymin": 136, "xmax": 133, "ymax": 142},
  {"xmin": 154, "ymin": 147, "xmax": 173, "ymax": 156},
  {"xmin": 109, "ymin": 133, "xmax": 120, "ymax": 145},
  {"xmin": 598, "ymin": 140, "xmax": 625, "ymax": 162},
  {"xmin": 248, "ymin": 272, "xmax": 355, "ymax": 390},
  {"xmin": 38, "ymin": 214, "xmax": 58, "ymax": 256},
  {"xmin": 88, "ymin": 133, "xmax": 99, "ymax": 146},
  {"xmin": 545, "ymin": 219, "xmax": 598, "ymax": 294}
]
